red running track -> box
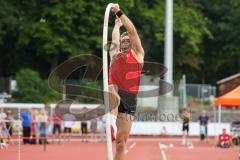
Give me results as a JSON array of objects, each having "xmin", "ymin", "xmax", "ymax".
[{"xmin": 0, "ymin": 139, "xmax": 238, "ymax": 160}]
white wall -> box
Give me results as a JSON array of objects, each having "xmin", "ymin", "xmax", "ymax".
[
  {"xmin": 70, "ymin": 121, "xmax": 230, "ymax": 136},
  {"xmin": 130, "ymin": 122, "xmax": 230, "ymax": 136},
  {"xmin": 137, "ymin": 85, "xmax": 159, "ymax": 108}
]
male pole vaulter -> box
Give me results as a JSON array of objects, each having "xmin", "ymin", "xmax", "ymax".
[{"xmin": 108, "ymin": 3, "xmax": 144, "ymax": 160}]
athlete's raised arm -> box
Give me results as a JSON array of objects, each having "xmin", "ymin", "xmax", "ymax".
[
  {"xmin": 110, "ymin": 18, "xmax": 122, "ymax": 60},
  {"xmin": 111, "ymin": 4, "xmax": 144, "ymax": 55}
]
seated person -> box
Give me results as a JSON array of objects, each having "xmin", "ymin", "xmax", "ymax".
[
  {"xmin": 231, "ymin": 133, "xmax": 239, "ymax": 145},
  {"xmin": 217, "ymin": 129, "xmax": 232, "ymax": 148}
]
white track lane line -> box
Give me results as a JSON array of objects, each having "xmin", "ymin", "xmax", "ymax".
[
  {"xmin": 125, "ymin": 142, "xmax": 136, "ymax": 155},
  {"xmin": 129, "ymin": 142, "xmax": 136, "ymax": 149},
  {"xmin": 187, "ymin": 141, "xmax": 194, "ymax": 149},
  {"xmin": 159, "ymin": 142, "xmax": 167, "ymax": 160}
]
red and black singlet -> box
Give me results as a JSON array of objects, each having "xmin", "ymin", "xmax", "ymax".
[{"xmin": 109, "ymin": 50, "xmax": 142, "ymax": 94}]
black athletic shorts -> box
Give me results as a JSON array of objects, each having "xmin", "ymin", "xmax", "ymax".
[
  {"xmin": 81, "ymin": 122, "xmax": 87, "ymax": 134},
  {"xmin": 64, "ymin": 127, "xmax": 72, "ymax": 133},
  {"xmin": 182, "ymin": 123, "xmax": 189, "ymax": 132},
  {"xmin": 200, "ymin": 134, "xmax": 205, "ymax": 140},
  {"xmin": 118, "ymin": 90, "xmax": 137, "ymax": 116},
  {"xmin": 53, "ymin": 124, "xmax": 61, "ymax": 134}
]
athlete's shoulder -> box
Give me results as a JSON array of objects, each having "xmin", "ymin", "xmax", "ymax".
[{"xmin": 131, "ymin": 49, "xmax": 144, "ymax": 63}]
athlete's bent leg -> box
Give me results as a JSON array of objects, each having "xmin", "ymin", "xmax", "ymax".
[
  {"xmin": 114, "ymin": 113, "xmax": 132, "ymax": 160},
  {"xmin": 109, "ymin": 85, "xmax": 120, "ymax": 116}
]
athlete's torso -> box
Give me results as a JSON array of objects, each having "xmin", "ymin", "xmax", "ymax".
[{"xmin": 109, "ymin": 50, "xmax": 143, "ymax": 94}]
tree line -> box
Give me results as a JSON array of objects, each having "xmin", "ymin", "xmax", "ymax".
[{"xmin": 0, "ymin": 0, "xmax": 239, "ymax": 102}]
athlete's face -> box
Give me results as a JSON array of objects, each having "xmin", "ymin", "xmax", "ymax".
[{"xmin": 120, "ymin": 35, "xmax": 131, "ymax": 51}]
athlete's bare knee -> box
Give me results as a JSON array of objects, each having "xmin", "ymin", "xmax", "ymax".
[
  {"xmin": 109, "ymin": 89, "xmax": 120, "ymax": 109},
  {"xmin": 116, "ymin": 137, "xmax": 127, "ymax": 153}
]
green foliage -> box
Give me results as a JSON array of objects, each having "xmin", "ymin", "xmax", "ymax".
[
  {"xmin": 0, "ymin": 0, "xmax": 106, "ymax": 77},
  {"xmin": 127, "ymin": 0, "xmax": 211, "ymax": 81},
  {"xmin": 17, "ymin": 1, "xmax": 104, "ymax": 56},
  {"xmin": 0, "ymin": 0, "xmax": 240, "ymax": 87},
  {"xmin": 0, "ymin": 0, "xmax": 18, "ymax": 45},
  {"xmin": 13, "ymin": 68, "xmax": 60, "ymax": 103},
  {"xmin": 0, "ymin": 0, "xmax": 20, "ymax": 76},
  {"xmin": 197, "ymin": 0, "xmax": 240, "ymax": 83}
]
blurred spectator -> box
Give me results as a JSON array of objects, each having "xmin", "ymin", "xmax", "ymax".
[
  {"xmin": 198, "ymin": 110, "xmax": 209, "ymax": 142},
  {"xmin": 5, "ymin": 110, "xmax": 14, "ymax": 143},
  {"xmin": 0, "ymin": 107, "xmax": 6, "ymax": 117},
  {"xmin": 63, "ymin": 113, "xmax": 76, "ymax": 142},
  {"xmin": 0, "ymin": 108, "xmax": 7, "ymax": 127},
  {"xmin": 52, "ymin": 105, "xmax": 62, "ymax": 144},
  {"xmin": 90, "ymin": 118, "xmax": 98, "ymax": 141},
  {"xmin": 5, "ymin": 110, "xmax": 14, "ymax": 136},
  {"xmin": 30, "ymin": 109, "xmax": 39, "ymax": 144},
  {"xmin": 217, "ymin": 128, "xmax": 232, "ymax": 148},
  {"xmin": 90, "ymin": 118, "xmax": 98, "ymax": 134},
  {"xmin": 200, "ymin": 124, "xmax": 206, "ymax": 142},
  {"xmin": 38, "ymin": 109, "xmax": 49, "ymax": 144},
  {"xmin": 80, "ymin": 107, "xmax": 89, "ymax": 142},
  {"xmin": 232, "ymin": 133, "xmax": 239, "ymax": 145},
  {"xmin": 101, "ymin": 115, "xmax": 106, "ymax": 142},
  {"xmin": 100, "ymin": 114, "xmax": 116, "ymax": 142},
  {"xmin": 81, "ymin": 121, "xmax": 88, "ymax": 142},
  {"xmin": 21, "ymin": 109, "xmax": 31, "ymax": 144},
  {"xmin": 182, "ymin": 108, "xmax": 190, "ymax": 145},
  {"xmin": 160, "ymin": 126, "xmax": 167, "ymax": 136},
  {"xmin": 230, "ymin": 121, "xmax": 240, "ymax": 145},
  {"xmin": 0, "ymin": 108, "xmax": 7, "ymax": 143}
]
